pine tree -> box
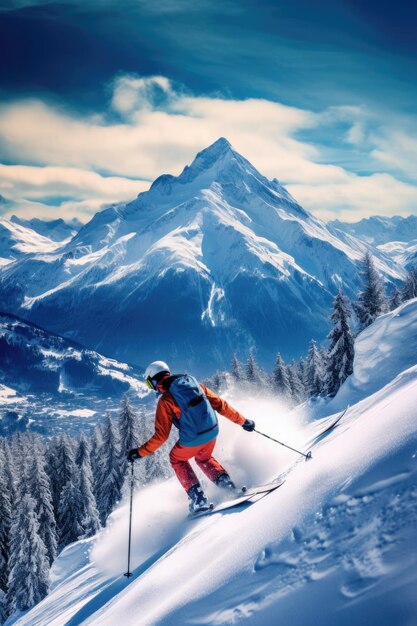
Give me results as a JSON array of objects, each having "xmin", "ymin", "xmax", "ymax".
[
  {"xmin": 401, "ymin": 269, "xmax": 417, "ymax": 302},
  {"xmin": 325, "ymin": 292, "xmax": 354, "ymax": 397},
  {"xmin": 78, "ymin": 460, "xmax": 101, "ymax": 539},
  {"xmin": 272, "ymin": 353, "xmax": 291, "ymax": 398},
  {"xmin": 287, "ymin": 361, "xmax": 304, "ymax": 404},
  {"xmin": 47, "ymin": 434, "xmax": 76, "ymax": 517},
  {"xmin": 355, "ymin": 251, "xmax": 387, "ymax": 330},
  {"xmin": 0, "ymin": 439, "xmax": 17, "ymax": 510},
  {"xmin": 245, "ymin": 352, "xmax": 261, "ymax": 386},
  {"xmin": 58, "ymin": 474, "xmax": 84, "ymax": 548},
  {"xmin": 231, "ymin": 354, "xmax": 243, "ymax": 383},
  {"xmin": 0, "ymin": 588, "xmax": 6, "ymax": 624},
  {"xmin": 118, "ymin": 395, "xmax": 139, "ymax": 480},
  {"xmin": 305, "ymin": 340, "xmax": 324, "ymax": 398},
  {"xmin": 27, "ymin": 448, "xmax": 57, "ymax": 565},
  {"xmin": 75, "ymin": 432, "xmax": 90, "ymax": 468},
  {"xmin": 210, "ymin": 371, "xmax": 224, "ymax": 392},
  {"xmin": 0, "ymin": 450, "xmax": 12, "ymax": 599},
  {"xmin": 389, "ymin": 285, "xmax": 402, "ymax": 310},
  {"xmin": 97, "ymin": 415, "xmax": 123, "ymax": 525},
  {"xmin": 12, "ymin": 435, "xmax": 33, "ymax": 510},
  {"xmin": 296, "ymin": 359, "xmax": 307, "ymax": 401},
  {"xmin": 10, "ymin": 433, "xmax": 31, "ymax": 507},
  {"xmin": 9, "ymin": 433, "xmax": 25, "ymax": 473},
  {"xmin": 7, "ymin": 494, "xmax": 49, "ymax": 614},
  {"xmin": 90, "ymin": 425, "xmax": 104, "ymax": 504}
]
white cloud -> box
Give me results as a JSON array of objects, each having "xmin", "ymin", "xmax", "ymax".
[
  {"xmin": 371, "ymin": 129, "xmax": 417, "ymax": 181},
  {"xmin": 111, "ymin": 75, "xmax": 175, "ymax": 115},
  {"xmin": 0, "ymin": 74, "xmax": 416, "ymax": 222},
  {"xmin": 290, "ymin": 172, "xmax": 417, "ymax": 222},
  {"xmin": 0, "ymin": 164, "xmax": 148, "ymax": 222},
  {"xmin": 0, "ymin": 163, "xmax": 147, "ymax": 200}
]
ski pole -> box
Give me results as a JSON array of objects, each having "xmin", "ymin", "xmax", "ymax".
[
  {"xmin": 124, "ymin": 461, "xmax": 135, "ymax": 578},
  {"xmin": 254, "ymin": 429, "xmax": 312, "ymax": 461}
]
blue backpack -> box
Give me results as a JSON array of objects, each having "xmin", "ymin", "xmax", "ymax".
[{"xmin": 167, "ymin": 374, "xmax": 219, "ymax": 447}]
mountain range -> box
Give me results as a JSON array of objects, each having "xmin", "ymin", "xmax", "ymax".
[
  {"xmin": 331, "ymin": 215, "xmax": 417, "ymax": 246},
  {"xmin": 0, "ymin": 138, "xmax": 407, "ymax": 374},
  {"xmin": 0, "ymin": 213, "xmax": 81, "ymax": 266},
  {"xmin": 0, "ymin": 312, "xmax": 147, "ymax": 436}
]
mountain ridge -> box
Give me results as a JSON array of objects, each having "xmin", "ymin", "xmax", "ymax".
[{"xmin": 0, "ymin": 138, "xmax": 405, "ymax": 374}]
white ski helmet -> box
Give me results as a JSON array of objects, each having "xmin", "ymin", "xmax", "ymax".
[{"xmin": 144, "ymin": 360, "xmax": 170, "ymax": 390}]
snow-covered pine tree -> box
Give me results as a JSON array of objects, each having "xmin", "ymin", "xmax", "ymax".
[
  {"xmin": 72, "ymin": 431, "xmax": 101, "ymax": 537},
  {"xmin": 0, "ymin": 449, "xmax": 12, "ymax": 606},
  {"xmin": 296, "ymin": 359, "xmax": 307, "ymax": 400},
  {"xmin": 401, "ymin": 269, "xmax": 417, "ymax": 302},
  {"xmin": 78, "ymin": 460, "xmax": 101, "ymax": 539},
  {"xmin": 11, "ymin": 434, "xmax": 35, "ymax": 512},
  {"xmin": 245, "ymin": 352, "xmax": 262, "ymax": 387},
  {"xmin": 9, "ymin": 433, "xmax": 32, "ymax": 506},
  {"xmin": 325, "ymin": 291, "xmax": 354, "ymax": 397},
  {"xmin": 389, "ymin": 285, "xmax": 402, "ymax": 311},
  {"xmin": 0, "ymin": 588, "xmax": 6, "ymax": 625},
  {"xmin": 97, "ymin": 415, "xmax": 123, "ymax": 525},
  {"xmin": 209, "ymin": 371, "xmax": 224, "ymax": 392},
  {"xmin": 272, "ymin": 353, "xmax": 291, "ymax": 399},
  {"xmin": 287, "ymin": 361, "xmax": 304, "ymax": 404},
  {"xmin": 27, "ymin": 446, "xmax": 57, "ymax": 566},
  {"xmin": 47, "ymin": 434, "xmax": 76, "ymax": 518},
  {"xmin": 57, "ymin": 473, "xmax": 83, "ymax": 548},
  {"xmin": 118, "ymin": 395, "xmax": 139, "ymax": 480},
  {"xmin": 354, "ymin": 251, "xmax": 387, "ymax": 330},
  {"xmin": 7, "ymin": 494, "xmax": 49, "ymax": 614},
  {"xmin": 90, "ymin": 424, "xmax": 104, "ymax": 504},
  {"xmin": 75, "ymin": 432, "xmax": 90, "ymax": 468},
  {"xmin": 305, "ymin": 340, "xmax": 324, "ymax": 398},
  {"xmin": 231, "ymin": 354, "xmax": 243, "ymax": 383},
  {"xmin": 0, "ymin": 439, "xmax": 17, "ymax": 510},
  {"xmin": 9, "ymin": 433, "xmax": 25, "ymax": 471}
]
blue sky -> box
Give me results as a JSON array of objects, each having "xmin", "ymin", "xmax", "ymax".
[{"xmin": 0, "ymin": 0, "xmax": 416, "ymax": 222}]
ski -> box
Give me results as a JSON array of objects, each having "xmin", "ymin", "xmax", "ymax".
[
  {"xmin": 190, "ymin": 481, "xmax": 285, "ymax": 518},
  {"xmin": 307, "ymin": 406, "xmax": 349, "ymax": 446}
]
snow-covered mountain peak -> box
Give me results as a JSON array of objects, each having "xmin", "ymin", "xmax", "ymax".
[
  {"xmin": 126, "ymin": 136, "xmax": 303, "ymax": 223},
  {"xmin": 10, "ymin": 214, "xmax": 81, "ymax": 242},
  {"xmin": 182, "ymin": 136, "xmax": 235, "ymax": 175},
  {"xmin": 177, "ymin": 136, "xmax": 283, "ymax": 196}
]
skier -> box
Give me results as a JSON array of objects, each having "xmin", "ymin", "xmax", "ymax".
[{"xmin": 128, "ymin": 361, "xmax": 255, "ymax": 513}]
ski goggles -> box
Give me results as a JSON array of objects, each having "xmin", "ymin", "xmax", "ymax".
[{"xmin": 145, "ymin": 376, "xmax": 157, "ymax": 391}]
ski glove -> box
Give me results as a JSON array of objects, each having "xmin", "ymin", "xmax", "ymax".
[
  {"xmin": 242, "ymin": 419, "xmax": 255, "ymax": 432},
  {"xmin": 127, "ymin": 448, "xmax": 141, "ymax": 462}
]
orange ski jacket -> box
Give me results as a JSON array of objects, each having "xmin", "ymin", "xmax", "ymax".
[{"xmin": 138, "ymin": 383, "xmax": 246, "ymax": 457}]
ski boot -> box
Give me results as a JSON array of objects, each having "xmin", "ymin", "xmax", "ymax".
[
  {"xmin": 215, "ymin": 473, "xmax": 236, "ymax": 490},
  {"xmin": 187, "ymin": 484, "xmax": 210, "ymax": 514}
]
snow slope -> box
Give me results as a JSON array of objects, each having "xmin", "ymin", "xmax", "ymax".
[
  {"xmin": 11, "ymin": 299, "xmax": 417, "ymax": 626},
  {"xmin": 9, "ymin": 215, "xmax": 81, "ymax": 242},
  {"xmin": 0, "ymin": 217, "xmax": 67, "ymax": 265},
  {"xmin": 319, "ymin": 297, "xmax": 417, "ymax": 413},
  {"xmin": 0, "ymin": 138, "xmax": 403, "ymax": 374},
  {"xmin": 378, "ymin": 240, "xmax": 417, "ymax": 272}
]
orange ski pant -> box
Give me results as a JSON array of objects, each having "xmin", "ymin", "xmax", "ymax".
[{"xmin": 169, "ymin": 438, "xmax": 226, "ymax": 492}]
